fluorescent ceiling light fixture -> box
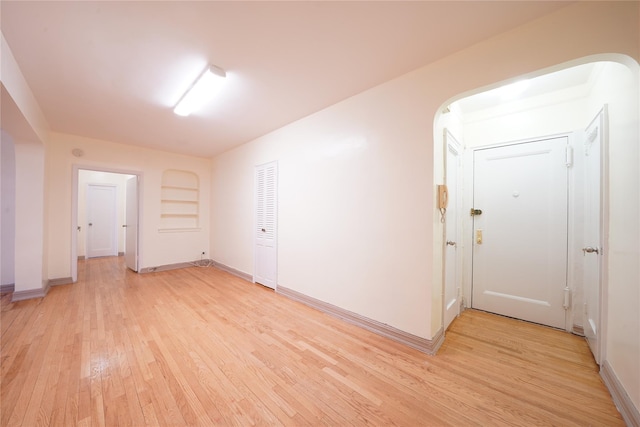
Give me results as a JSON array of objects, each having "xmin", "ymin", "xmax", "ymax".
[{"xmin": 174, "ymin": 64, "xmax": 226, "ymax": 116}]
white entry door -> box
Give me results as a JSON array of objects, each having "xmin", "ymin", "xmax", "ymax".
[
  {"xmin": 86, "ymin": 184, "xmax": 118, "ymax": 258},
  {"xmin": 582, "ymin": 107, "xmax": 606, "ymax": 363},
  {"xmin": 124, "ymin": 176, "xmax": 139, "ymax": 272},
  {"xmin": 444, "ymin": 130, "xmax": 463, "ymax": 330},
  {"xmin": 471, "ymin": 137, "xmax": 569, "ymax": 329},
  {"xmin": 254, "ymin": 161, "xmax": 278, "ymax": 289}
]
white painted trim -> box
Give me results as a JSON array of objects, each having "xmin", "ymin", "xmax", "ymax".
[
  {"xmin": 597, "ymin": 104, "xmax": 609, "ymax": 364},
  {"xmin": 461, "ymin": 148, "xmax": 474, "ymax": 309},
  {"xmin": 566, "ymin": 131, "xmax": 578, "ymax": 333},
  {"xmin": 277, "ymin": 285, "xmax": 445, "ymax": 355},
  {"xmin": 601, "ymin": 360, "xmax": 640, "ymax": 427},
  {"xmin": 443, "ymin": 129, "xmax": 464, "ymax": 331}
]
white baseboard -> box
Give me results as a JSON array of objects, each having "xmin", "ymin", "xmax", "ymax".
[
  {"xmin": 601, "ymin": 360, "xmax": 640, "ymax": 426},
  {"xmin": 277, "ymin": 285, "xmax": 444, "ymax": 355}
]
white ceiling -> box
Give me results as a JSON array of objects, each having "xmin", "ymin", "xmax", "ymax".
[{"xmin": 2, "ymin": 1, "xmax": 573, "ymax": 158}]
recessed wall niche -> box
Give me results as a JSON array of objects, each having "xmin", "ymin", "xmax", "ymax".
[{"xmin": 160, "ymin": 169, "xmax": 199, "ymax": 231}]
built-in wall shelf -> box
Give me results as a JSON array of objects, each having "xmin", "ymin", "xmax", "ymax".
[{"xmin": 160, "ymin": 170, "xmax": 199, "ymax": 230}]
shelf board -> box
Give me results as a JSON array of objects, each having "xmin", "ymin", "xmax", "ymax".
[
  {"xmin": 161, "ymin": 185, "xmax": 198, "ymax": 191},
  {"xmin": 160, "ymin": 213, "xmax": 198, "ymax": 218},
  {"xmin": 158, "ymin": 227, "xmax": 202, "ymax": 233},
  {"xmin": 161, "ymin": 199, "xmax": 198, "ymax": 204}
]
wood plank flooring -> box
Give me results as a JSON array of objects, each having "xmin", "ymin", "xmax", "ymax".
[{"xmin": 1, "ymin": 257, "xmax": 623, "ymax": 426}]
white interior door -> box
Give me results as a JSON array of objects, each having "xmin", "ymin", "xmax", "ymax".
[
  {"xmin": 471, "ymin": 137, "xmax": 568, "ymax": 329},
  {"xmin": 86, "ymin": 184, "xmax": 118, "ymax": 258},
  {"xmin": 124, "ymin": 176, "xmax": 138, "ymax": 272},
  {"xmin": 254, "ymin": 161, "xmax": 277, "ymax": 289},
  {"xmin": 444, "ymin": 130, "xmax": 463, "ymax": 330},
  {"xmin": 582, "ymin": 107, "xmax": 606, "ymax": 363}
]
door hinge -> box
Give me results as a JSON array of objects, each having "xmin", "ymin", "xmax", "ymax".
[
  {"xmin": 565, "ymin": 145, "xmax": 573, "ymax": 168},
  {"xmin": 563, "ymin": 286, "xmax": 571, "ymax": 310},
  {"xmin": 470, "ymin": 208, "xmax": 482, "ymax": 216}
]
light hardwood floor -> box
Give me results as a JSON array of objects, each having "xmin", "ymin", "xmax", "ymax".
[{"xmin": 1, "ymin": 257, "xmax": 623, "ymax": 426}]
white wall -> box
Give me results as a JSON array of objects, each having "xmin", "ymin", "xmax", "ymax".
[
  {"xmin": 459, "ymin": 84, "xmax": 591, "ymax": 148},
  {"xmin": 46, "ymin": 132, "xmax": 211, "ymax": 279},
  {"xmin": 212, "ymin": 74, "xmax": 434, "ymax": 338},
  {"xmin": 77, "ymin": 170, "xmax": 133, "ymax": 257},
  {"xmin": 0, "ymin": 131, "xmax": 16, "ymax": 286}
]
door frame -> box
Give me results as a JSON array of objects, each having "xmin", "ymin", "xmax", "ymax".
[
  {"xmin": 124, "ymin": 176, "xmax": 139, "ymax": 272},
  {"xmin": 71, "ymin": 165, "xmax": 143, "ymax": 282},
  {"xmin": 442, "ymin": 129, "xmax": 463, "ymax": 330},
  {"xmin": 461, "ymin": 132, "xmax": 577, "ymax": 332},
  {"xmin": 580, "ymin": 105, "xmax": 609, "ymax": 363}
]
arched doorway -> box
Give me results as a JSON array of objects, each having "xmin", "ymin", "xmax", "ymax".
[{"xmin": 434, "ymin": 57, "xmax": 639, "ymax": 367}]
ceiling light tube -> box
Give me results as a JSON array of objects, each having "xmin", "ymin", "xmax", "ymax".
[{"xmin": 174, "ymin": 64, "xmax": 226, "ymax": 116}]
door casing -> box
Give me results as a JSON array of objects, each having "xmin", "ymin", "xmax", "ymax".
[
  {"xmin": 443, "ymin": 129, "xmax": 463, "ymax": 330},
  {"xmin": 125, "ymin": 176, "xmax": 139, "ymax": 272}
]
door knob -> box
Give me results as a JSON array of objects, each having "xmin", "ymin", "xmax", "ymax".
[
  {"xmin": 89, "ymin": 223, "xmax": 93, "ymax": 226},
  {"xmin": 446, "ymin": 241, "xmax": 456, "ymax": 247},
  {"xmin": 122, "ymin": 224, "xmax": 128, "ymax": 228},
  {"xmin": 582, "ymin": 246, "xmax": 599, "ymax": 255}
]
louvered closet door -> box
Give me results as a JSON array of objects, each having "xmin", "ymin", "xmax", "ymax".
[{"xmin": 254, "ymin": 161, "xmax": 277, "ymax": 289}]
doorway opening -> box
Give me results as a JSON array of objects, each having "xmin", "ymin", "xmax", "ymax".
[
  {"xmin": 71, "ymin": 166, "xmax": 142, "ymax": 281},
  {"xmin": 434, "ymin": 57, "xmax": 637, "ymax": 363}
]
